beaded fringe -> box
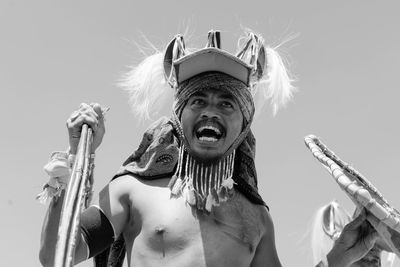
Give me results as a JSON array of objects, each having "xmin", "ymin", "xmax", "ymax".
[{"xmin": 171, "ymin": 146, "xmax": 236, "ymax": 212}]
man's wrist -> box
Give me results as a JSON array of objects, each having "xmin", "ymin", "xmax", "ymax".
[
  {"xmin": 67, "ymin": 146, "xmax": 77, "ymax": 156},
  {"xmin": 327, "ymin": 250, "xmax": 350, "ymax": 267}
]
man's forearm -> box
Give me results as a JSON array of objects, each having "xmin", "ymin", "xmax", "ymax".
[{"xmin": 39, "ymin": 191, "xmax": 65, "ymax": 266}]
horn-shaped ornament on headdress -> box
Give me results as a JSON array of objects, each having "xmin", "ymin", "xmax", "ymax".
[{"xmin": 163, "ymin": 30, "xmax": 267, "ymax": 88}]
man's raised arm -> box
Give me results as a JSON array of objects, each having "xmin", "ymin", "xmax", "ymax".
[{"xmin": 39, "ymin": 103, "xmax": 129, "ymax": 266}]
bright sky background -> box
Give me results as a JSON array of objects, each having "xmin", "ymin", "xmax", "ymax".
[{"xmin": 1, "ymin": 1, "xmax": 399, "ymax": 266}]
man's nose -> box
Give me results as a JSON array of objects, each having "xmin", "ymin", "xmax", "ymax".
[{"xmin": 200, "ymin": 109, "xmax": 220, "ymax": 120}]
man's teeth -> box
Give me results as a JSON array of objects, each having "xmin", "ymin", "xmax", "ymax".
[
  {"xmin": 199, "ymin": 136, "xmax": 218, "ymax": 142},
  {"xmin": 197, "ymin": 125, "xmax": 221, "ymax": 135}
]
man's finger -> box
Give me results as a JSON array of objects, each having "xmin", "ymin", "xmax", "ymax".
[
  {"xmin": 91, "ymin": 103, "xmax": 103, "ymax": 118},
  {"xmin": 71, "ymin": 115, "xmax": 98, "ymax": 131},
  {"xmin": 363, "ymin": 231, "xmax": 379, "ymax": 250},
  {"xmin": 366, "ymin": 213, "xmax": 395, "ymax": 252},
  {"xmin": 69, "ymin": 110, "xmax": 81, "ymax": 122},
  {"xmin": 346, "ymin": 209, "xmax": 367, "ymax": 230},
  {"xmin": 366, "ymin": 213, "xmax": 380, "ymax": 228}
]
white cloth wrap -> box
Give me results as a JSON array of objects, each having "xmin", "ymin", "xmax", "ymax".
[{"xmin": 36, "ymin": 151, "xmax": 74, "ymax": 204}]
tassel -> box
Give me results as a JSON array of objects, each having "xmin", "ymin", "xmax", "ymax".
[
  {"xmin": 219, "ymin": 186, "xmax": 228, "ymax": 202},
  {"xmin": 221, "ymin": 177, "xmax": 235, "ymax": 190},
  {"xmin": 186, "ymin": 188, "xmax": 196, "ymax": 206},
  {"xmin": 36, "ymin": 186, "xmax": 57, "ymax": 204},
  {"xmin": 211, "ymin": 188, "xmax": 220, "ymax": 205},
  {"xmin": 208, "ymin": 165, "xmax": 213, "ymax": 195},
  {"xmin": 205, "ymin": 194, "xmax": 213, "ymax": 212},
  {"xmin": 170, "ymin": 146, "xmax": 236, "ymax": 212},
  {"xmin": 171, "ymin": 177, "xmax": 182, "ymax": 195},
  {"xmin": 184, "ymin": 150, "xmax": 189, "ymax": 178},
  {"xmin": 200, "ymin": 163, "xmax": 204, "ymax": 195},
  {"xmin": 177, "ymin": 145, "xmax": 184, "ymax": 178},
  {"xmin": 36, "ymin": 181, "xmax": 67, "ymax": 204},
  {"xmin": 196, "ymin": 192, "xmax": 203, "ymax": 211},
  {"xmin": 203, "ymin": 165, "xmax": 208, "ymax": 196}
]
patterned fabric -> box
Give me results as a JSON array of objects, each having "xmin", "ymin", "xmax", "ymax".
[
  {"xmin": 117, "ymin": 117, "xmax": 179, "ymax": 179},
  {"xmin": 93, "ymin": 116, "xmax": 267, "ymax": 266}
]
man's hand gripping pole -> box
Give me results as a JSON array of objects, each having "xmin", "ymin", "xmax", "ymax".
[{"xmin": 54, "ymin": 124, "xmax": 93, "ymax": 267}]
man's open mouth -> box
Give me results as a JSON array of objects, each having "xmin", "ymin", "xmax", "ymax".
[{"xmin": 195, "ymin": 122, "xmax": 224, "ymax": 143}]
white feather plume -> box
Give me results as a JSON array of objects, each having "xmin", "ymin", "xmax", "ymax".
[
  {"xmin": 252, "ymin": 45, "xmax": 296, "ymax": 116},
  {"xmin": 119, "ymin": 52, "xmax": 173, "ymax": 121}
]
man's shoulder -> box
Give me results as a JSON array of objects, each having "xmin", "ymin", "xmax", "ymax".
[
  {"xmin": 104, "ymin": 174, "xmax": 173, "ymax": 212},
  {"xmin": 235, "ymin": 190, "xmax": 273, "ymax": 231},
  {"xmin": 110, "ymin": 173, "xmax": 173, "ymax": 192},
  {"xmin": 231, "ymin": 189, "xmax": 270, "ymax": 215}
]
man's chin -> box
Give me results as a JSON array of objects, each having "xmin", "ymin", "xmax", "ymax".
[{"xmin": 188, "ymin": 147, "xmax": 224, "ymax": 164}]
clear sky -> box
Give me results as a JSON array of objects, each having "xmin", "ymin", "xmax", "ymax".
[{"xmin": 1, "ymin": 1, "xmax": 399, "ymax": 266}]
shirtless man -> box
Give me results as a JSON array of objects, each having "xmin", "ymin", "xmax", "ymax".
[{"xmin": 39, "ymin": 30, "xmax": 379, "ymax": 267}]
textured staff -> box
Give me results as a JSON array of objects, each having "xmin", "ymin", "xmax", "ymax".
[
  {"xmin": 54, "ymin": 124, "xmax": 93, "ymax": 267},
  {"xmin": 304, "ymin": 134, "xmax": 400, "ymax": 256}
]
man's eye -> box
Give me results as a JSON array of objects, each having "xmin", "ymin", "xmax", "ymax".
[
  {"xmin": 192, "ymin": 99, "xmax": 205, "ymax": 106},
  {"xmin": 221, "ymin": 101, "xmax": 233, "ymax": 108}
]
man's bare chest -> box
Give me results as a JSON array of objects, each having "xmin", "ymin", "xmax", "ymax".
[{"xmin": 125, "ymin": 180, "xmax": 264, "ymax": 258}]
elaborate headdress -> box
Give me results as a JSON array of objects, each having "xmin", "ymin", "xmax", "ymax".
[
  {"xmin": 120, "ymin": 30, "xmax": 296, "ymax": 212},
  {"xmin": 122, "ymin": 29, "xmax": 295, "ymax": 120}
]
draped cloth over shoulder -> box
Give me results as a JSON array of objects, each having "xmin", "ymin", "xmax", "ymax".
[{"xmin": 93, "ymin": 117, "xmax": 267, "ymax": 266}]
